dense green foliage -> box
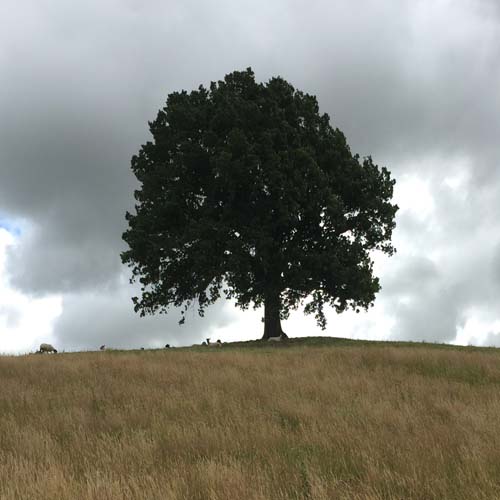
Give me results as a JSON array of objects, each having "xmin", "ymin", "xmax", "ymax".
[{"xmin": 122, "ymin": 68, "xmax": 398, "ymax": 337}]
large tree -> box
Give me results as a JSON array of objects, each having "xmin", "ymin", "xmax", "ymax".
[{"xmin": 122, "ymin": 68, "xmax": 398, "ymax": 339}]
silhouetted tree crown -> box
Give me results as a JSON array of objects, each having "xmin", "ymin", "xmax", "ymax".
[{"xmin": 122, "ymin": 68, "xmax": 398, "ymax": 338}]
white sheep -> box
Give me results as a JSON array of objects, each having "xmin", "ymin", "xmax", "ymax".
[
  {"xmin": 268, "ymin": 334, "xmax": 286, "ymax": 342},
  {"xmin": 206, "ymin": 338, "xmax": 222, "ymax": 347},
  {"xmin": 39, "ymin": 343, "xmax": 58, "ymax": 353}
]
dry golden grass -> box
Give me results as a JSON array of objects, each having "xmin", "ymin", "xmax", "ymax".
[{"xmin": 1, "ymin": 341, "xmax": 500, "ymax": 499}]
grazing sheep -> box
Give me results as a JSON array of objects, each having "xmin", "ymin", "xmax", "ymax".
[
  {"xmin": 206, "ymin": 338, "xmax": 222, "ymax": 348},
  {"xmin": 268, "ymin": 334, "xmax": 285, "ymax": 342},
  {"xmin": 100, "ymin": 345, "xmax": 106, "ymax": 351},
  {"xmin": 39, "ymin": 343, "xmax": 57, "ymax": 353}
]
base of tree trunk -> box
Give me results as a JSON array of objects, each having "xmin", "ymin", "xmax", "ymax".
[
  {"xmin": 262, "ymin": 317, "xmax": 288, "ymax": 340},
  {"xmin": 261, "ymin": 291, "xmax": 290, "ymax": 339},
  {"xmin": 261, "ymin": 328, "xmax": 288, "ymax": 340}
]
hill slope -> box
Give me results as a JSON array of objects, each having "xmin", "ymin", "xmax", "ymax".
[{"xmin": 1, "ymin": 338, "xmax": 499, "ymax": 499}]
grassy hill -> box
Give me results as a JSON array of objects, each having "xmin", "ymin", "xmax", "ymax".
[{"xmin": 1, "ymin": 337, "xmax": 500, "ymax": 499}]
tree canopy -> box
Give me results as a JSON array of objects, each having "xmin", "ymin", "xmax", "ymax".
[{"xmin": 121, "ymin": 68, "xmax": 398, "ymax": 338}]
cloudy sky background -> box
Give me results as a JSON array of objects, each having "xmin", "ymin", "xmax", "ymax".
[{"xmin": 1, "ymin": 0, "xmax": 499, "ymax": 353}]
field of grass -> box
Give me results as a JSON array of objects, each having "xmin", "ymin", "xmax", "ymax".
[{"xmin": 1, "ymin": 337, "xmax": 500, "ymax": 499}]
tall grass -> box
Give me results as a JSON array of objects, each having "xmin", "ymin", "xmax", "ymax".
[{"xmin": 1, "ymin": 343, "xmax": 500, "ymax": 499}]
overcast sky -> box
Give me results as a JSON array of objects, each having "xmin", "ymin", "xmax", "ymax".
[{"xmin": 1, "ymin": 0, "xmax": 499, "ymax": 353}]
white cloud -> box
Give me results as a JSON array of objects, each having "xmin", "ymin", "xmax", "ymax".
[
  {"xmin": 0, "ymin": 228, "xmax": 62, "ymax": 353},
  {"xmin": 394, "ymin": 173, "xmax": 435, "ymax": 223}
]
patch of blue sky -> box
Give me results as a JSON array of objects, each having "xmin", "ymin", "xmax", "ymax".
[{"xmin": 0, "ymin": 217, "xmax": 22, "ymax": 237}]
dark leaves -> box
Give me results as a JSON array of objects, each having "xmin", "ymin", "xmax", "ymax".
[{"xmin": 121, "ymin": 68, "xmax": 398, "ymax": 328}]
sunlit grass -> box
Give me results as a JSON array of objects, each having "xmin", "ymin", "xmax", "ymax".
[{"xmin": 1, "ymin": 339, "xmax": 500, "ymax": 499}]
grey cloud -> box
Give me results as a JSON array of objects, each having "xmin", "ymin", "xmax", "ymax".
[
  {"xmin": 0, "ymin": 0, "xmax": 290, "ymax": 295},
  {"xmin": 378, "ymin": 255, "xmax": 461, "ymax": 342},
  {"xmin": 384, "ymin": 258, "xmax": 461, "ymax": 342},
  {"xmin": 5, "ymin": 221, "xmax": 122, "ymax": 294},
  {"xmin": 377, "ymin": 167, "xmax": 500, "ymax": 343},
  {"xmin": 383, "ymin": 256, "xmax": 440, "ymax": 293},
  {"xmin": 492, "ymin": 243, "xmax": 500, "ymax": 289},
  {"xmin": 285, "ymin": 2, "xmax": 500, "ymax": 182},
  {"xmin": 392, "ymin": 293, "xmax": 462, "ymax": 344}
]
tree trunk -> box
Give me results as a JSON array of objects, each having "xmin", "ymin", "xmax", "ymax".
[{"xmin": 262, "ymin": 292, "xmax": 288, "ymax": 339}]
